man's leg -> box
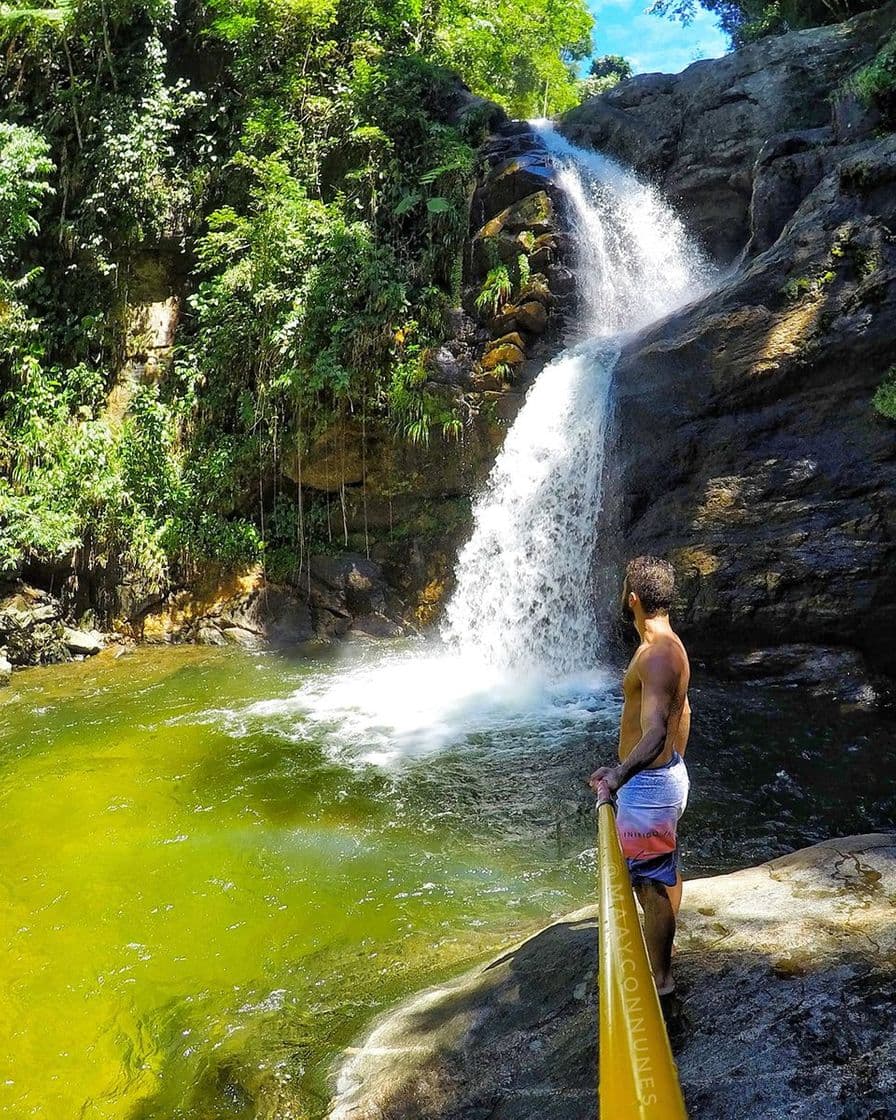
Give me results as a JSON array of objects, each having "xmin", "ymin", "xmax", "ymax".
[
  {"xmin": 633, "ymin": 879, "xmax": 676, "ymax": 995},
  {"xmin": 667, "ymin": 869, "xmax": 683, "ymax": 916}
]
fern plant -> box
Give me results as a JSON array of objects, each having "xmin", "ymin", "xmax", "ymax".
[{"xmin": 475, "ymin": 264, "xmax": 512, "ymax": 316}]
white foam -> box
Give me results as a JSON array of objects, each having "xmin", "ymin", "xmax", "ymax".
[{"xmin": 215, "ymin": 645, "xmax": 617, "ymax": 765}]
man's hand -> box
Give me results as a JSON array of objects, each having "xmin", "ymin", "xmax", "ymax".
[{"xmin": 589, "ymin": 765, "xmax": 622, "ymax": 794}]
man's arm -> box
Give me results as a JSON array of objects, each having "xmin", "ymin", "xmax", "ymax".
[
  {"xmin": 590, "ymin": 649, "xmax": 677, "ymax": 793},
  {"xmin": 678, "ymin": 697, "xmax": 691, "ymax": 758}
]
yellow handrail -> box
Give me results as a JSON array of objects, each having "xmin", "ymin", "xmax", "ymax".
[{"xmin": 596, "ymin": 791, "xmax": 689, "ymax": 1119}]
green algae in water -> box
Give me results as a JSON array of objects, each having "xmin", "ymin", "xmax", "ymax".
[
  {"xmin": 0, "ymin": 646, "xmax": 602, "ymax": 1118},
  {"xmin": 2, "ymin": 643, "xmax": 895, "ymax": 1118}
]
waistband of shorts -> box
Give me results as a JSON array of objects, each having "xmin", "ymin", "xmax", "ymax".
[{"xmin": 639, "ymin": 750, "xmax": 683, "ymax": 773}]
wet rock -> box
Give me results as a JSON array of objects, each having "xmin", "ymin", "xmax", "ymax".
[
  {"xmin": 222, "ymin": 586, "xmax": 316, "ymax": 646},
  {"xmin": 516, "ymin": 274, "xmax": 553, "ymax": 306},
  {"xmin": 603, "ymin": 133, "xmax": 896, "ymax": 678},
  {"xmin": 0, "ymin": 588, "xmax": 70, "ymax": 665},
  {"xmin": 350, "ymin": 613, "xmax": 404, "ymax": 639},
  {"xmin": 747, "ymin": 128, "xmax": 839, "ymax": 255},
  {"xmin": 220, "ymin": 625, "xmax": 263, "ymax": 648},
  {"xmin": 546, "ymin": 264, "xmax": 576, "ymax": 300},
  {"xmin": 481, "ymin": 339, "xmax": 526, "ymax": 372},
  {"xmin": 483, "ymin": 153, "xmax": 557, "ymax": 215},
  {"xmin": 0, "ymin": 649, "xmax": 11, "ymax": 685},
  {"xmin": 832, "ymin": 89, "xmax": 884, "ymax": 144},
  {"xmin": 195, "ymin": 625, "xmax": 228, "ymax": 647},
  {"xmin": 487, "ymin": 306, "xmax": 519, "ymax": 335},
  {"xmin": 328, "ymin": 835, "xmax": 896, "ymax": 1120},
  {"xmin": 310, "ymin": 554, "xmax": 390, "ymax": 617},
  {"xmin": 721, "ymin": 644, "xmax": 880, "ymax": 704},
  {"xmin": 561, "ymin": 4, "xmax": 896, "ymax": 261},
  {"xmin": 427, "ymin": 345, "xmax": 471, "ymax": 387},
  {"xmin": 514, "ymin": 301, "xmax": 549, "ymax": 334},
  {"xmin": 285, "ymin": 419, "xmax": 366, "ymax": 492},
  {"xmin": 479, "ymin": 191, "xmax": 556, "ymax": 239},
  {"xmin": 62, "ymin": 627, "xmax": 105, "ymax": 656}
]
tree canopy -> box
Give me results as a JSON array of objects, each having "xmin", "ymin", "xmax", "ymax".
[{"xmin": 0, "ymin": 0, "xmax": 593, "ymax": 594}]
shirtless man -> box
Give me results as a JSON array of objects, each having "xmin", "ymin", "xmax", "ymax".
[{"xmin": 589, "ymin": 555, "xmax": 691, "ymax": 995}]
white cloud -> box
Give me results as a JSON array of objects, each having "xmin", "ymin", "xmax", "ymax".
[{"xmin": 590, "ymin": 0, "xmax": 729, "ymax": 75}]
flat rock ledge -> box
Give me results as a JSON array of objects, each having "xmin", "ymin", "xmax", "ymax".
[{"xmin": 328, "ymin": 834, "xmax": 896, "ymax": 1120}]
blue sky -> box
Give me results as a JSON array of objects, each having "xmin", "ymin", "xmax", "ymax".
[{"xmin": 587, "ymin": 0, "xmax": 730, "ymax": 74}]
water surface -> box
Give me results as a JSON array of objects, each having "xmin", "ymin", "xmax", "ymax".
[{"xmin": 1, "ymin": 642, "xmax": 893, "ymax": 1118}]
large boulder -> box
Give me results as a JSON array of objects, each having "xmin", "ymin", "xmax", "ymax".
[
  {"xmin": 328, "ymin": 834, "xmax": 896, "ymax": 1120},
  {"xmin": 137, "ymin": 560, "xmax": 408, "ymax": 647},
  {"xmin": 561, "ymin": 3, "xmax": 896, "ymax": 262},
  {"xmin": 0, "ymin": 587, "xmax": 70, "ymax": 666},
  {"xmin": 601, "ymin": 134, "xmax": 896, "ymax": 677}
]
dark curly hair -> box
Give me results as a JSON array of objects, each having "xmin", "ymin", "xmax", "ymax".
[{"xmin": 626, "ymin": 555, "xmax": 675, "ymax": 616}]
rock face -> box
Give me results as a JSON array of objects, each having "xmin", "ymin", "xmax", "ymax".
[
  {"xmin": 602, "ymin": 132, "xmax": 896, "ymax": 677},
  {"xmin": 561, "ymin": 3, "xmax": 896, "ymax": 262},
  {"xmin": 328, "ymin": 834, "xmax": 896, "ymax": 1120},
  {"xmin": 557, "ymin": 5, "xmax": 896, "ymax": 682},
  {"xmin": 280, "ymin": 120, "xmax": 577, "ymax": 626},
  {"xmin": 467, "ymin": 126, "xmax": 575, "ymax": 374},
  {"xmin": 134, "ymin": 557, "xmax": 407, "ymax": 647},
  {"xmin": 0, "ymin": 585, "xmax": 108, "ymax": 678}
]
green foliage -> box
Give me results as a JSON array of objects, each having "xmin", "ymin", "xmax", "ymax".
[
  {"xmin": 0, "ymin": 0, "xmax": 591, "ymax": 609},
  {"xmin": 872, "ymin": 368, "xmax": 896, "ymax": 418},
  {"xmin": 781, "ymin": 269, "xmax": 835, "ymax": 301},
  {"xmin": 475, "ymin": 265, "xmax": 513, "ymax": 315},
  {"xmin": 650, "ymin": 0, "xmax": 879, "ymax": 48},
  {"xmin": 0, "ymin": 124, "xmax": 54, "ymax": 266},
  {"xmin": 387, "ymin": 325, "xmax": 462, "ymax": 446},
  {"xmin": 578, "ymin": 53, "xmax": 632, "ymax": 100},
  {"xmin": 841, "ymin": 31, "xmax": 896, "ymax": 125},
  {"xmin": 434, "ymin": 0, "xmax": 594, "ymax": 116}
]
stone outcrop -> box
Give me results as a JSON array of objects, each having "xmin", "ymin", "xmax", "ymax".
[
  {"xmin": 561, "ymin": 3, "xmax": 896, "ymax": 262},
  {"xmin": 0, "ymin": 551, "xmax": 411, "ymax": 679},
  {"xmin": 0, "ymin": 584, "xmax": 108, "ymax": 679},
  {"xmin": 601, "ymin": 132, "xmax": 896, "ymax": 678},
  {"xmin": 328, "ymin": 834, "xmax": 896, "ymax": 1120},
  {"xmin": 280, "ymin": 119, "xmax": 578, "ymax": 626},
  {"xmin": 555, "ymin": 6, "xmax": 896, "ymax": 683},
  {"xmin": 134, "ymin": 556, "xmax": 407, "ymax": 648},
  {"xmin": 466, "ymin": 125, "xmax": 575, "ymax": 378}
]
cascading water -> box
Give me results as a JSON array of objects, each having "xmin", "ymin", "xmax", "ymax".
[
  {"xmin": 442, "ymin": 121, "xmax": 712, "ymax": 675},
  {"xmin": 221, "ymin": 123, "xmax": 714, "ymax": 762}
]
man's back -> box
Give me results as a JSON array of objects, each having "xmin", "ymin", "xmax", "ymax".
[{"xmin": 618, "ymin": 629, "xmax": 690, "ymax": 767}]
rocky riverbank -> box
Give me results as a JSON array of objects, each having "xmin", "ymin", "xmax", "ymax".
[
  {"xmin": 328, "ymin": 834, "xmax": 896, "ymax": 1120},
  {"xmin": 0, "ymin": 554, "xmax": 410, "ymax": 680}
]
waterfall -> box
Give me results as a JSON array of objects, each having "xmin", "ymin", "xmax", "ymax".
[
  {"xmin": 232, "ymin": 124, "xmax": 714, "ymax": 764},
  {"xmin": 442, "ymin": 121, "xmax": 712, "ymax": 675}
]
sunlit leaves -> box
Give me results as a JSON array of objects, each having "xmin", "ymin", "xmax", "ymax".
[{"xmin": 0, "ymin": 124, "xmax": 54, "ymax": 268}]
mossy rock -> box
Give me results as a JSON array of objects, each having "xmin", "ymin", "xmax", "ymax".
[
  {"xmin": 515, "ymin": 301, "xmax": 548, "ymax": 334},
  {"xmin": 477, "ymin": 191, "xmax": 556, "ymax": 240},
  {"xmin": 517, "ymin": 274, "xmax": 553, "ymax": 305},
  {"xmin": 481, "ymin": 342, "xmax": 526, "ymax": 371}
]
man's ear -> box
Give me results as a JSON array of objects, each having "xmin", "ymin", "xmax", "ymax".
[{"xmin": 629, "ymin": 591, "xmax": 638, "ymax": 609}]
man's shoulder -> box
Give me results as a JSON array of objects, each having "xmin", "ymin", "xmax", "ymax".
[{"xmin": 636, "ymin": 636, "xmax": 687, "ymax": 681}]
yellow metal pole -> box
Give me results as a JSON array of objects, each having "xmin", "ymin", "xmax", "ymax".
[{"xmin": 596, "ymin": 787, "xmax": 688, "ymax": 1119}]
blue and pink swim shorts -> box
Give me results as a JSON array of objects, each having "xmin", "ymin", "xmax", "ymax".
[{"xmin": 614, "ymin": 751, "xmax": 690, "ymax": 887}]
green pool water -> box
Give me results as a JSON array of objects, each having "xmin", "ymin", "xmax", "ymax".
[{"xmin": 1, "ymin": 641, "xmax": 893, "ymax": 1118}]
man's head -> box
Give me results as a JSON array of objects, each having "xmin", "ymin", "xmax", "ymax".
[{"xmin": 621, "ymin": 555, "xmax": 675, "ymax": 624}]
